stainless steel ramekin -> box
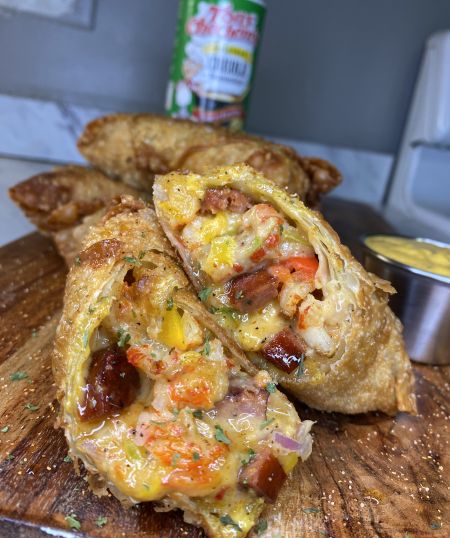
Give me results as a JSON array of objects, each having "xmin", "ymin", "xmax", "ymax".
[{"xmin": 361, "ymin": 235, "xmax": 450, "ymax": 365}]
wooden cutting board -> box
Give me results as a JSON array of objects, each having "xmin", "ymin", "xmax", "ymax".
[{"xmin": 0, "ymin": 231, "xmax": 448, "ymax": 538}]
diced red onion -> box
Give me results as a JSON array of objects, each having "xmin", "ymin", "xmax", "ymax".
[{"xmin": 273, "ymin": 420, "xmax": 314, "ymax": 461}]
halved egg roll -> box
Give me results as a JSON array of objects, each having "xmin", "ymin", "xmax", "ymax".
[
  {"xmin": 153, "ymin": 164, "xmax": 416, "ymax": 415},
  {"xmin": 9, "ymin": 165, "xmax": 144, "ymax": 264},
  {"xmin": 53, "ymin": 197, "xmax": 313, "ymax": 538},
  {"xmin": 77, "ymin": 113, "xmax": 341, "ymax": 204}
]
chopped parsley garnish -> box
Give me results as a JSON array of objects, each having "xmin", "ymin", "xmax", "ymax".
[
  {"xmin": 172, "ymin": 408, "xmax": 180, "ymax": 417},
  {"xmin": 63, "ymin": 455, "xmax": 72, "ymax": 463},
  {"xmin": 193, "ymin": 409, "xmax": 203, "ymax": 419},
  {"xmin": 123, "ymin": 256, "xmax": 139, "ymax": 265},
  {"xmin": 1, "ymin": 426, "xmax": 9, "ymax": 433},
  {"xmin": 117, "ymin": 328, "xmax": 131, "ymax": 348},
  {"xmin": 82, "ymin": 330, "xmax": 89, "ymax": 348},
  {"xmin": 266, "ymin": 382, "xmax": 276, "ymax": 394},
  {"xmin": 241, "ymin": 449, "xmax": 256, "ymax": 466},
  {"xmin": 295, "ymin": 353, "xmax": 306, "ymax": 378},
  {"xmin": 25, "ymin": 403, "xmax": 39, "ymax": 412},
  {"xmin": 31, "ymin": 328, "xmax": 38, "ymax": 337},
  {"xmin": 209, "ymin": 305, "xmax": 239, "ymax": 318},
  {"xmin": 214, "ymin": 425, "xmax": 231, "ymax": 445},
  {"xmin": 6, "ymin": 454, "xmax": 14, "ymax": 461},
  {"xmin": 138, "ymin": 250, "xmax": 146, "ymax": 260},
  {"xmin": 192, "ymin": 452, "xmax": 200, "ymax": 461},
  {"xmin": 88, "ymin": 305, "xmax": 95, "ymax": 314},
  {"xmin": 259, "ymin": 417, "xmax": 275, "ymax": 430},
  {"xmin": 303, "ymin": 507, "xmax": 321, "ymax": 514},
  {"xmin": 74, "ymin": 256, "xmax": 81, "ymax": 266},
  {"xmin": 10, "ymin": 371, "xmax": 28, "ymax": 381},
  {"xmin": 198, "ymin": 287, "xmax": 212, "ymax": 302},
  {"xmin": 96, "ymin": 516, "xmax": 108, "ymax": 528},
  {"xmin": 65, "ymin": 514, "xmax": 81, "ymax": 530},
  {"xmin": 203, "ymin": 334, "xmax": 211, "ymax": 356},
  {"xmin": 166, "ymin": 297, "xmax": 174, "ymax": 310},
  {"xmin": 219, "ymin": 514, "xmax": 241, "ymax": 531},
  {"xmin": 171, "ymin": 453, "xmax": 180, "ymax": 466},
  {"xmin": 255, "ymin": 519, "xmax": 268, "ymax": 534}
]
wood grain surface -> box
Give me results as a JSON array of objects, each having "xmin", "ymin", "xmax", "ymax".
[{"xmin": 0, "ymin": 232, "xmax": 448, "ymax": 538}]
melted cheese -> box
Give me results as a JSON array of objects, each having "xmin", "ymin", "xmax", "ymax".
[
  {"xmin": 365, "ymin": 235, "xmax": 450, "ymax": 278},
  {"xmin": 234, "ymin": 302, "xmax": 286, "ymax": 352}
]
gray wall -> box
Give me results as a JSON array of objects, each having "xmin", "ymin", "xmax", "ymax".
[{"xmin": 1, "ymin": 0, "xmax": 450, "ymax": 154}]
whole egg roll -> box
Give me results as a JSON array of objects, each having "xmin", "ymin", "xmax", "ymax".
[
  {"xmin": 77, "ymin": 113, "xmax": 341, "ymax": 204},
  {"xmin": 9, "ymin": 165, "xmax": 144, "ymax": 264},
  {"xmin": 153, "ymin": 164, "xmax": 416, "ymax": 415},
  {"xmin": 53, "ymin": 196, "xmax": 313, "ymax": 538}
]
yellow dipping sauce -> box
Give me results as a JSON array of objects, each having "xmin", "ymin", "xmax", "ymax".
[{"xmin": 365, "ymin": 235, "xmax": 450, "ymax": 278}]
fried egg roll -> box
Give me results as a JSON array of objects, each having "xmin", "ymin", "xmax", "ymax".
[{"xmin": 153, "ymin": 164, "xmax": 416, "ymax": 415}]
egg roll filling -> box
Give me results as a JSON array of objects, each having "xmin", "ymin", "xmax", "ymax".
[
  {"xmin": 74, "ymin": 259, "xmax": 312, "ymax": 531},
  {"xmin": 155, "ymin": 182, "xmax": 346, "ymax": 378}
]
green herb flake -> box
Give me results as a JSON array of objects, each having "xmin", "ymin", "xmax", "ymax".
[
  {"xmin": 203, "ymin": 334, "xmax": 211, "ymax": 356},
  {"xmin": 123, "ymin": 256, "xmax": 139, "ymax": 265},
  {"xmin": 430, "ymin": 522, "xmax": 442, "ymax": 530},
  {"xmin": 241, "ymin": 449, "xmax": 256, "ymax": 466},
  {"xmin": 138, "ymin": 250, "xmax": 146, "ymax": 260},
  {"xmin": 404, "ymin": 533, "xmax": 410, "ymax": 538},
  {"xmin": 117, "ymin": 328, "xmax": 131, "ymax": 348},
  {"xmin": 1, "ymin": 426, "xmax": 9, "ymax": 433},
  {"xmin": 303, "ymin": 507, "xmax": 321, "ymax": 514},
  {"xmin": 74, "ymin": 256, "xmax": 81, "ymax": 266},
  {"xmin": 25, "ymin": 403, "xmax": 39, "ymax": 412},
  {"xmin": 198, "ymin": 287, "xmax": 212, "ymax": 302},
  {"xmin": 10, "ymin": 371, "xmax": 28, "ymax": 381},
  {"xmin": 214, "ymin": 425, "xmax": 231, "ymax": 445},
  {"xmin": 65, "ymin": 514, "xmax": 81, "ymax": 530},
  {"xmin": 255, "ymin": 519, "xmax": 268, "ymax": 534},
  {"xmin": 172, "ymin": 408, "xmax": 180, "ymax": 417},
  {"xmin": 266, "ymin": 382, "xmax": 276, "ymax": 394},
  {"xmin": 171, "ymin": 453, "xmax": 180, "ymax": 466},
  {"xmin": 259, "ymin": 417, "xmax": 275, "ymax": 430},
  {"xmin": 192, "ymin": 451, "xmax": 200, "ymax": 461},
  {"xmin": 193, "ymin": 409, "xmax": 203, "ymax": 419},
  {"xmin": 295, "ymin": 353, "xmax": 306, "ymax": 378},
  {"xmin": 235, "ymin": 290, "xmax": 244, "ymax": 300},
  {"xmin": 219, "ymin": 514, "xmax": 241, "ymax": 531},
  {"xmin": 82, "ymin": 330, "xmax": 89, "ymax": 348},
  {"xmin": 166, "ymin": 297, "xmax": 174, "ymax": 311},
  {"xmin": 88, "ymin": 305, "xmax": 95, "ymax": 314},
  {"xmin": 31, "ymin": 328, "xmax": 38, "ymax": 337},
  {"xmin": 6, "ymin": 454, "xmax": 14, "ymax": 461},
  {"xmin": 96, "ymin": 516, "xmax": 108, "ymax": 528},
  {"xmin": 63, "ymin": 455, "xmax": 72, "ymax": 463}
]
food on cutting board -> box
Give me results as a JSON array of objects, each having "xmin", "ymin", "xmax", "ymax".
[
  {"xmin": 77, "ymin": 113, "xmax": 341, "ymax": 204},
  {"xmin": 154, "ymin": 164, "xmax": 417, "ymax": 415},
  {"xmin": 365, "ymin": 234, "xmax": 450, "ymax": 279},
  {"xmin": 53, "ymin": 197, "xmax": 313, "ymax": 538}
]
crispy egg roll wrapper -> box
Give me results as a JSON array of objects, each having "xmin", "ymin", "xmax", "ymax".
[
  {"xmin": 153, "ymin": 164, "xmax": 416, "ymax": 416},
  {"xmin": 77, "ymin": 113, "xmax": 341, "ymax": 204},
  {"xmin": 8, "ymin": 165, "xmax": 145, "ymax": 264},
  {"xmin": 53, "ymin": 197, "xmax": 311, "ymax": 538}
]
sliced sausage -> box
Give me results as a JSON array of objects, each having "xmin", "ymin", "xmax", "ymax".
[
  {"xmin": 261, "ymin": 328, "xmax": 306, "ymax": 373},
  {"xmin": 239, "ymin": 448, "xmax": 287, "ymax": 503},
  {"xmin": 79, "ymin": 345, "xmax": 140, "ymax": 421},
  {"xmin": 202, "ymin": 187, "xmax": 252, "ymax": 214},
  {"xmin": 229, "ymin": 270, "xmax": 278, "ymax": 313}
]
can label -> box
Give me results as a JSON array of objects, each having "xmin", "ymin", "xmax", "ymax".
[{"xmin": 166, "ymin": 0, "xmax": 266, "ymax": 129}]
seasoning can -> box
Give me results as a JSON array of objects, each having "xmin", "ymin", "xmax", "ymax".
[{"xmin": 165, "ymin": 0, "xmax": 266, "ymax": 130}]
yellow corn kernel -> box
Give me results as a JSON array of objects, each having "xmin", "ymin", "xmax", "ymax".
[{"xmin": 159, "ymin": 307, "xmax": 186, "ymax": 350}]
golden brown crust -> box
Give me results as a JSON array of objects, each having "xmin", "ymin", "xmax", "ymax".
[
  {"xmin": 153, "ymin": 164, "xmax": 416, "ymax": 416},
  {"xmin": 9, "ymin": 165, "xmax": 143, "ymax": 232},
  {"xmin": 77, "ymin": 113, "xmax": 341, "ymax": 201}
]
